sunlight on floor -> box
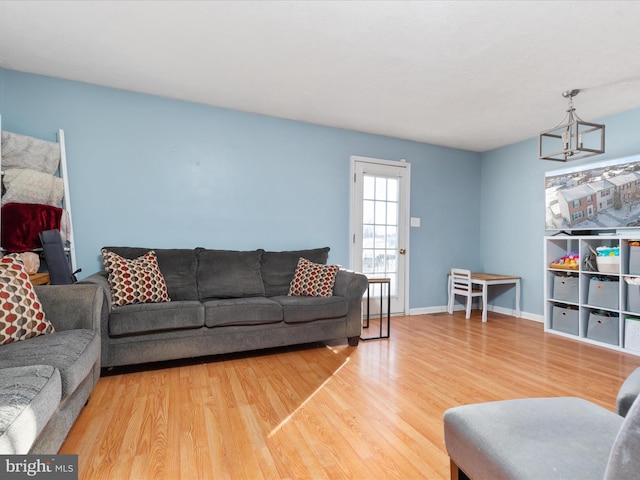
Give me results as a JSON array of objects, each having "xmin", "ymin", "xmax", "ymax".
[{"xmin": 267, "ymin": 348, "xmax": 351, "ymax": 438}]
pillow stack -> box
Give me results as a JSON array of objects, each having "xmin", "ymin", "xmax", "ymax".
[{"xmin": 0, "ymin": 131, "xmax": 63, "ymax": 207}]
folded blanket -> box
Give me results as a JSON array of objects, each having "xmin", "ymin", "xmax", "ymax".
[{"xmin": 1, "ymin": 202, "xmax": 64, "ymax": 252}]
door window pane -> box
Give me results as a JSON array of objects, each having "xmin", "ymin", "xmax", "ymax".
[
  {"xmin": 363, "ymin": 200, "xmax": 375, "ymax": 224},
  {"xmin": 363, "ymin": 176, "xmax": 375, "ymax": 200},
  {"xmin": 362, "ymin": 174, "xmax": 400, "ymax": 296}
]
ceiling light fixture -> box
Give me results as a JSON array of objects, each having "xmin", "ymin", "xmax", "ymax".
[{"xmin": 539, "ymin": 89, "xmax": 605, "ymax": 162}]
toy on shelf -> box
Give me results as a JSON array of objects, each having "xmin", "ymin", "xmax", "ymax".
[
  {"xmin": 596, "ymin": 246, "xmax": 620, "ymax": 257},
  {"xmin": 595, "ymin": 246, "xmax": 620, "ymax": 273},
  {"xmin": 551, "ymin": 251, "xmax": 580, "ymax": 270}
]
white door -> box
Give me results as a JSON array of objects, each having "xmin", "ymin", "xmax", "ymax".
[{"xmin": 351, "ymin": 156, "xmax": 410, "ymax": 314}]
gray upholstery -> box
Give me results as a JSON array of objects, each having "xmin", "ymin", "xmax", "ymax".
[
  {"xmin": 616, "ymin": 367, "xmax": 640, "ymax": 417},
  {"xmin": 0, "ymin": 284, "xmax": 103, "ymax": 454},
  {"xmin": 261, "ymin": 247, "xmax": 330, "ymax": 296},
  {"xmin": 203, "ymin": 297, "xmax": 283, "ymax": 327},
  {"xmin": 197, "ymin": 249, "xmax": 265, "ymax": 299},
  {"xmin": 80, "ymin": 246, "xmax": 368, "ymax": 368},
  {"xmin": 272, "ymin": 295, "xmax": 348, "ymax": 323},
  {"xmin": 109, "ymin": 300, "xmax": 204, "ymax": 336},
  {"xmin": 104, "ymin": 247, "xmax": 199, "ymax": 300},
  {"xmin": 444, "ymin": 369, "xmax": 640, "ymax": 480},
  {"xmin": 604, "ymin": 392, "xmax": 640, "ymax": 479},
  {"xmin": 444, "ymin": 397, "xmax": 622, "ymax": 480},
  {"xmin": 0, "ymin": 329, "xmax": 99, "ymax": 399},
  {"xmin": 0, "ymin": 365, "xmax": 61, "ymax": 454}
]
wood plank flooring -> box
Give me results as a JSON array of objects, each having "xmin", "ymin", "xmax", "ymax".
[{"xmin": 60, "ymin": 312, "xmax": 640, "ymax": 479}]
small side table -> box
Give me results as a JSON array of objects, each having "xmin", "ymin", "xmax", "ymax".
[
  {"xmin": 361, "ymin": 277, "xmax": 391, "ymax": 341},
  {"xmin": 29, "ymin": 273, "xmax": 51, "ymax": 286}
]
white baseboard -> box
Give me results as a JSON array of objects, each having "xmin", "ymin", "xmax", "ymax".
[{"xmin": 408, "ymin": 305, "xmax": 543, "ymax": 323}]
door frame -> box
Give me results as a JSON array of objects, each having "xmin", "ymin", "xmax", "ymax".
[{"xmin": 349, "ymin": 155, "xmax": 411, "ymax": 315}]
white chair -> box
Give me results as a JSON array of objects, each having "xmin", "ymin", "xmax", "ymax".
[{"xmin": 448, "ymin": 268, "xmax": 483, "ymax": 319}]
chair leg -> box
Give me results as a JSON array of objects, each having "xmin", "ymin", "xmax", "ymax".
[
  {"xmin": 448, "ymin": 293, "xmax": 454, "ymax": 314},
  {"xmin": 465, "ymin": 296, "xmax": 472, "ymax": 319}
]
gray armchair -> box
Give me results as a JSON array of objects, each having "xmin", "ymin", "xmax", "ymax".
[{"xmin": 443, "ymin": 368, "xmax": 640, "ymax": 480}]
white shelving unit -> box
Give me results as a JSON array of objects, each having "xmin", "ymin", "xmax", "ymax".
[
  {"xmin": 0, "ymin": 116, "xmax": 77, "ymax": 273},
  {"xmin": 544, "ymin": 234, "xmax": 640, "ymax": 356}
]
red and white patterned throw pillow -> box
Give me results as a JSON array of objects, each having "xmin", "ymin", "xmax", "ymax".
[
  {"xmin": 0, "ymin": 256, "xmax": 54, "ymax": 345},
  {"xmin": 101, "ymin": 249, "xmax": 171, "ymax": 307},
  {"xmin": 288, "ymin": 257, "xmax": 340, "ymax": 297}
]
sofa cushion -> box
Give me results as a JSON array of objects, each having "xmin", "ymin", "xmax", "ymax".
[
  {"xmin": 109, "ymin": 300, "xmax": 204, "ymax": 336},
  {"xmin": 443, "ymin": 397, "xmax": 623, "ymax": 480},
  {"xmin": 0, "ymin": 256, "xmax": 55, "ymax": 345},
  {"xmin": 0, "ymin": 365, "xmax": 61, "ymax": 454},
  {"xmin": 261, "ymin": 247, "xmax": 330, "ymax": 297},
  {"xmin": 197, "ymin": 249, "xmax": 265, "ymax": 299},
  {"xmin": 102, "ymin": 249, "xmax": 171, "ymax": 307},
  {"xmin": 288, "ymin": 258, "xmax": 339, "ymax": 297},
  {"xmin": 0, "ymin": 329, "xmax": 99, "ymax": 400},
  {"xmin": 203, "ymin": 297, "xmax": 283, "ymax": 327},
  {"xmin": 104, "ymin": 247, "xmax": 199, "ymax": 301},
  {"xmin": 272, "ymin": 295, "xmax": 348, "ymax": 323}
]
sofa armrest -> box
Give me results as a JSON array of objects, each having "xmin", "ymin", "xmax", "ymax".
[
  {"xmin": 34, "ymin": 284, "xmax": 103, "ymax": 334},
  {"xmin": 617, "ymin": 367, "xmax": 640, "ymax": 417},
  {"xmin": 78, "ymin": 271, "xmax": 113, "ymax": 309},
  {"xmin": 333, "ymin": 269, "xmax": 369, "ymax": 339},
  {"xmin": 333, "ymin": 269, "xmax": 368, "ymax": 298}
]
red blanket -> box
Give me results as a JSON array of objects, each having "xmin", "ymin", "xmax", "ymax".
[{"xmin": 1, "ymin": 202, "xmax": 63, "ymax": 252}]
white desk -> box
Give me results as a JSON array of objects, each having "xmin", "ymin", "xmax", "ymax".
[{"xmin": 448, "ymin": 272, "xmax": 521, "ymax": 323}]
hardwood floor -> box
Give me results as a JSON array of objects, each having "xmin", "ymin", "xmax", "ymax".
[{"xmin": 60, "ymin": 312, "xmax": 640, "ymax": 479}]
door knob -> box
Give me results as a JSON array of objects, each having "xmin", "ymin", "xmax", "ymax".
[{"xmin": 399, "ymin": 249, "xmax": 406, "ymax": 255}]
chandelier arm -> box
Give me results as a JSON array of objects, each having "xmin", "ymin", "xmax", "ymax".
[{"xmin": 546, "ymin": 112, "xmax": 573, "ymax": 131}]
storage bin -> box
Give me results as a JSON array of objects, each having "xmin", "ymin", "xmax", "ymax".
[
  {"xmin": 624, "ymin": 316, "xmax": 640, "ymax": 351},
  {"xmin": 596, "ymin": 255, "xmax": 620, "ymax": 273},
  {"xmin": 552, "ymin": 274, "xmax": 579, "ymax": 303},
  {"xmin": 629, "ymin": 246, "xmax": 640, "ymax": 274},
  {"xmin": 587, "ymin": 312, "xmax": 619, "ymax": 345},
  {"xmin": 626, "ymin": 279, "xmax": 640, "ymax": 312},
  {"xmin": 587, "ymin": 277, "xmax": 619, "ymax": 309},
  {"xmin": 551, "ymin": 305, "xmax": 579, "ymax": 335}
]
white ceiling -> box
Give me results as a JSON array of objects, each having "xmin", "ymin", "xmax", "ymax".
[{"xmin": 1, "ymin": 1, "xmax": 640, "ymax": 152}]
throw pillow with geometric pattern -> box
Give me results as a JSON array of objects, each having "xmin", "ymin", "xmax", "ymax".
[
  {"xmin": 288, "ymin": 257, "xmax": 340, "ymax": 297},
  {"xmin": 101, "ymin": 249, "xmax": 171, "ymax": 307},
  {"xmin": 0, "ymin": 255, "xmax": 54, "ymax": 345}
]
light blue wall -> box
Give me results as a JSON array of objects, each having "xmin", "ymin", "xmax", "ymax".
[
  {"xmin": 0, "ymin": 68, "xmax": 481, "ymax": 310},
  {"xmin": 480, "ymin": 107, "xmax": 640, "ymax": 316}
]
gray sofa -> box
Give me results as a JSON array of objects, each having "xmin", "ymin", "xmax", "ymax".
[
  {"xmin": 80, "ymin": 247, "xmax": 369, "ymax": 369},
  {"xmin": 443, "ymin": 367, "xmax": 640, "ymax": 480},
  {"xmin": 0, "ymin": 284, "xmax": 103, "ymax": 454}
]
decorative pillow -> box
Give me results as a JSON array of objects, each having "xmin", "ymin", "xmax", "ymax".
[
  {"xmin": 288, "ymin": 257, "xmax": 340, "ymax": 297},
  {"xmin": 261, "ymin": 247, "xmax": 330, "ymax": 297},
  {"xmin": 1, "ymin": 131, "xmax": 61, "ymax": 175},
  {"xmin": 0, "ymin": 256, "xmax": 54, "ymax": 345},
  {"xmin": 101, "ymin": 249, "xmax": 171, "ymax": 307},
  {"xmin": 1, "ymin": 168, "xmax": 64, "ymax": 207}
]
